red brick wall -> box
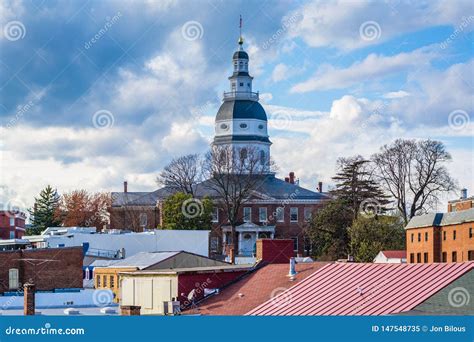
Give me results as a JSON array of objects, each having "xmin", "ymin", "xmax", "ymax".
[
  {"xmin": 256, "ymin": 239, "xmax": 294, "ymax": 264},
  {"xmin": 0, "ymin": 247, "xmax": 83, "ymax": 293},
  {"xmin": 177, "ymin": 270, "xmax": 247, "ymax": 305},
  {"xmin": 448, "ymin": 200, "xmax": 474, "ymax": 212},
  {"xmin": 0, "ymin": 212, "xmax": 26, "ymax": 240}
]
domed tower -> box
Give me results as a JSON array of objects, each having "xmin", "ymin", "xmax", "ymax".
[{"xmin": 213, "ymin": 29, "xmax": 271, "ymax": 173}]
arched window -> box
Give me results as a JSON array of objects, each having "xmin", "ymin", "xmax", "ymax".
[
  {"xmin": 260, "ymin": 150, "xmax": 266, "ymax": 165},
  {"xmin": 240, "ymin": 148, "xmax": 248, "ymax": 161}
]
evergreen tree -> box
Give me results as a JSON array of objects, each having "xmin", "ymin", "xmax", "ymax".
[
  {"xmin": 27, "ymin": 185, "xmax": 61, "ymax": 235},
  {"xmin": 331, "ymin": 155, "xmax": 390, "ymax": 219},
  {"xmin": 162, "ymin": 192, "xmax": 213, "ymax": 230}
]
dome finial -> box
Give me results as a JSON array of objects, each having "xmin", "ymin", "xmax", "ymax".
[{"xmin": 238, "ymin": 15, "xmax": 244, "ymax": 49}]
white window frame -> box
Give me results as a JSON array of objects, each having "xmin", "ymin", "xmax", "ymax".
[
  {"xmin": 259, "ymin": 207, "xmax": 267, "ymax": 223},
  {"xmin": 304, "ymin": 207, "xmax": 312, "ymax": 222},
  {"xmin": 211, "ymin": 208, "xmax": 219, "ymax": 223},
  {"xmin": 243, "ymin": 207, "xmax": 252, "ymax": 223},
  {"xmin": 139, "ymin": 213, "xmax": 148, "ymax": 228},
  {"xmin": 290, "ymin": 207, "xmax": 299, "ymax": 222},
  {"xmin": 9, "ymin": 268, "xmax": 19, "ymax": 290},
  {"xmin": 276, "ymin": 207, "xmax": 284, "ymax": 222}
]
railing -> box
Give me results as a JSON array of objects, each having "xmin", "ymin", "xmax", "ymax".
[
  {"xmin": 223, "ymin": 91, "xmax": 259, "ymax": 101},
  {"xmin": 86, "ymin": 247, "xmax": 122, "ymax": 259}
]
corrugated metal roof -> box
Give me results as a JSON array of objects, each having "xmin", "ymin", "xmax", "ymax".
[
  {"xmin": 247, "ymin": 262, "xmax": 474, "ymax": 316},
  {"xmin": 405, "ymin": 208, "xmax": 474, "ymax": 229}
]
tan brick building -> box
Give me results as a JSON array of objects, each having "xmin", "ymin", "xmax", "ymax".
[{"xmin": 406, "ymin": 208, "xmax": 474, "ymax": 263}]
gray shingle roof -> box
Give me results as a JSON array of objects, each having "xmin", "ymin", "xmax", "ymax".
[
  {"xmin": 112, "ymin": 175, "xmax": 330, "ymax": 206},
  {"xmin": 216, "ymin": 100, "xmax": 267, "ymax": 121},
  {"xmin": 405, "ymin": 208, "xmax": 474, "ymax": 229}
]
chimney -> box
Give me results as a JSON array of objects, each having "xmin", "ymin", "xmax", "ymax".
[
  {"xmin": 289, "ymin": 172, "xmax": 295, "ymax": 184},
  {"xmin": 318, "ymin": 181, "xmax": 323, "ymax": 193},
  {"xmin": 24, "ymin": 283, "xmax": 35, "ymax": 316},
  {"xmin": 123, "ymin": 181, "xmax": 128, "ymax": 193},
  {"xmin": 288, "ymin": 257, "xmax": 297, "ymax": 277},
  {"xmin": 461, "ymin": 188, "xmax": 467, "ymax": 199},
  {"xmin": 284, "ymin": 177, "xmax": 290, "ymax": 183},
  {"xmin": 120, "ymin": 305, "xmax": 141, "ymax": 316}
]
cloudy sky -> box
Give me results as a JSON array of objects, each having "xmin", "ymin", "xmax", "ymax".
[{"xmin": 1, "ymin": 0, "xmax": 473, "ymax": 213}]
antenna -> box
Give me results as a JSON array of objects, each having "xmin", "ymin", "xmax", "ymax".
[{"xmin": 238, "ymin": 15, "xmax": 244, "ymax": 48}]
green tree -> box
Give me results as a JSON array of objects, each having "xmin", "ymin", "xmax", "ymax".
[
  {"xmin": 349, "ymin": 215, "xmax": 405, "ymax": 262},
  {"xmin": 331, "ymin": 155, "xmax": 390, "ymax": 220},
  {"xmin": 162, "ymin": 192, "xmax": 213, "ymax": 230},
  {"xmin": 27, "ymin": 185, "xmax": 62, "ymax": 235},
  {"xmin": 307, "ymin": 199, "xmax": 353, "ymax": 260}
]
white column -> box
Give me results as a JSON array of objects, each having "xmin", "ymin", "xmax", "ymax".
[
  {"xmin": 270, "ymin": 233, "xmax": 274, "ymax": 239},
  {"xmin": 238, "ymin": 232, "xmax": 243, "ymax": 255}
]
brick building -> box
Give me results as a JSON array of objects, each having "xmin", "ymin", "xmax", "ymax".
[
  {"xmin": 109, "ymin": 33, "xmax": 329, "ymax": 258},
  {"xmin": 0, "ymin": 247, "xmax": 83, "ymax": 294},
  {"xmin": 448, "ymin": 188, "xmax": 473, "ymax": 212},
  {"xmin": 0, "ymin": 210, "xmax": 26, "ymax": 240},
  {"xmin": 405, "ymin": 208, "xmax": 474, "ymax": 263}
]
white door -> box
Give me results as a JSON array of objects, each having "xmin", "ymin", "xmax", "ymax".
[{"xmin": 9, "ymin": 269, "xmax": 19, "ymax": 289}]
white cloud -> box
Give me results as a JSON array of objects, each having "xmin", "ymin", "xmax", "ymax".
[
  {"xmin": 291, "ymin": 47, "xmax": 436, "ymax": 93},
  {"xmin": 383, "ymin": 90, "xmax": 410, "ymax": 99},
  {"xmin": 288, "ymin": 0, "xmax": 474, "ymax": 50}
]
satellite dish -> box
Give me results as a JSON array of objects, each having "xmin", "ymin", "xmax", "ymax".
[{"xmin": 187, "ymin": 289, "xmax": 196, "ymax": 301}]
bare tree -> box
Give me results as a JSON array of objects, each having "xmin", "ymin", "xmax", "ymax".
[
  {"xmin": 372, "ymin": 139, "xmax": 456, "ymax": 224},
  {"xmin": 156, "ymin": 154, "xmax": 202, "ymax": 196},
  {"xmin": 203, "ymin": 145, "xmax": 275, "ymax": 263}
]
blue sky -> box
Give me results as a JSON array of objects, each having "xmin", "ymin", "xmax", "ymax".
[{"xmin": 1, "ymin": 0, "xmax": 473, "ymax": 211}]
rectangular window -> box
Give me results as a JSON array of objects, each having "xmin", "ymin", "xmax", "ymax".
[
  {"xmin": 259, "ymin": 207, "xmax": 267, "ymax": 222},
  {"xmin": 110, "ymin": 276, "xmax": 114, "ymax": 288},
  {"xmin": 304, "ymin": 208, "xmax": 312, "ymax": 222},
  {"xmin": 275, "ymin": 207, "xmax": 284, "ymax": 222},
  {"xmin": 243, "ymin": 207, "xmax": 251, "ymax": 222},
  {"xmin": 452, "ymin": 251, "xmax": 457, "ymax": 262},
  {"xmin": 425, "ymin": 232, "xmax": 428, "ymax": 242},
  {"xmin": 303, "ymin": 237, "xmax": 312, "ymax": 256},
  {"xmin": 291, "ymin": 237, "xmax": 298, "ymax": 252},
  {"xmin": 410, "ymin": 253, "xmax": 414, "ymax": 263},
  {"xmin": 211, "ymin": 208, "xmax": 219, "ymax": 223},
  {"xmin": 453, "ymin": 230, "xmax": 456, "ymax": 240},
  {"xmin": 468, "ymin": 250, "xmax": 474, "ymax": 261},
  {"xmin": 418, "ymin": 233, "xmax": 421, "ymax": 242},
  {"xmin": 290, "ymin": 207, "xmax": 298, "ymax": 222},
  {"xmin": 411, "ymin": 233, "xmax": 414, "ymax": 243},
  {"xmin": 8, "ymin": 269, "xmax": 19, "ymax": 289},
  {"xmin": 442, "ymin": 252, "xmax": 447, "ymax": 263},
  {"xmin": 96, "ymin": 275, "xmax": 101, "ymax": 287},
  {"xmin": 9, "ymin": 231, "xmax": 15, "ymax": 239},
  {"xmin": 416, "ymin": 253, "xmax": 421, "ymax": 263},
  {"xmin": 443, "ymin": 231, "xmax": 446, "ymax": 241},
  {"xmin": 139, "ymin": 213, "xmax": 147, "ymax": 227},
  {"xmin": 470, "ymin": 228, "xmax": 473, "ymax": 238},
  {"xmin": 239, "ymin": 82, "xmax": 243, "ymax": 86},
  {"xmin": 210, "ymin": 237, "xmax": 219, "ymax": 253},
  {"xmin": 423, "ymin": 252, "xmax": 428, "ymax": 263},
  {"xmin": 103, "ymin": 275, "xmax": 107, "ymax": 287},
  {"xmin": 9, "ymin": 217, "xmax": 15, "ymax": 226}
]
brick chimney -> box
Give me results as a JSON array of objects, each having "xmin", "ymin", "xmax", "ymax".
[
  {"xmin": 289, "ymin": 172, "xmax": 295, "ymax": 184},
  {"xmin": 120, "ymin": 305, "xmax": 141, "ymax": 316},
  {"xmin": 318, "ymin": 181, "xmax": 323, "ymax": 193},
  {"xmin": 123, "ymin": 181, "xmax": 128, "ymax": 193},
  {"xmin": 256, "ymin": 239, "xmax": 294, "ymax": 264},
  {"xmin": 24, "ymin": 283, "xmax": 35, "ymax": 316}
]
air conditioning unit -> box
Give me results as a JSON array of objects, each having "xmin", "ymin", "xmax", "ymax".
[{"xmin": 163, "ymin": 300, "xmax": 181, "ymax": 316}]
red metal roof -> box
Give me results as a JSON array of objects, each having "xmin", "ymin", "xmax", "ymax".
[
  {"xmin": 194, "ymin": 262, "xmax": 329, "ymax": 315},
  {"xmin": 247, "ymin": 262, "xmax": 474, "ymax": 316},
  {"xmin": 381, "ymin": 250, "xmax": 406, "ymax": 259}
]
